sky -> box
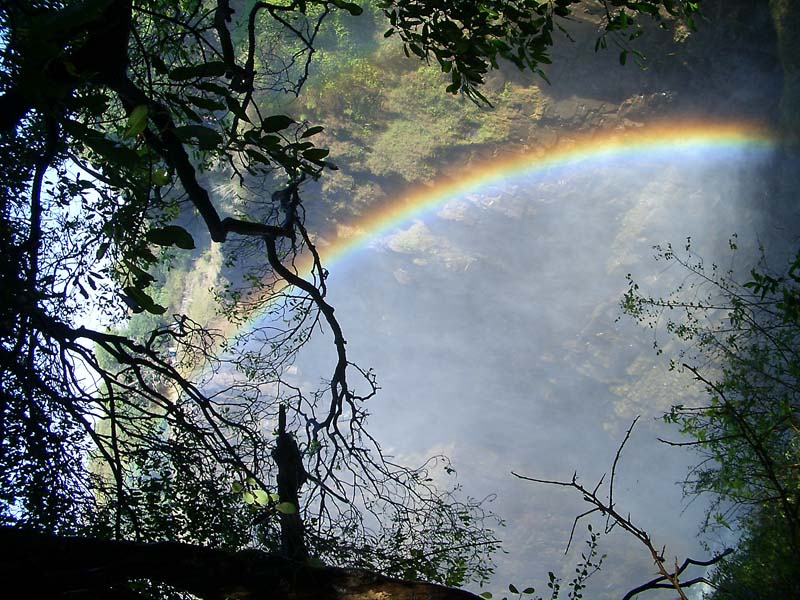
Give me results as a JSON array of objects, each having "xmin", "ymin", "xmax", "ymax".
[{"xmin": 277, "ymin": 131, "xmax": 795, "ymax": 598}]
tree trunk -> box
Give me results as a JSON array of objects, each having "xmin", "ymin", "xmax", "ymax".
[
  {"xmin": 0, "ymin": 527, "xmax": 482, "ymax": 600},
  {"xmin": 273, "ymin": 404, "xmax": 308, "ymax": 561}
]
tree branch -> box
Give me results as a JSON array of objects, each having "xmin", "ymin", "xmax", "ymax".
[
  {"xmin": 621, "ymin": 548, "xmax": 733, "ymax": 600},
  {"xmin": 513, "ymin": 418, "xmax": 727, "ymax": 600}
]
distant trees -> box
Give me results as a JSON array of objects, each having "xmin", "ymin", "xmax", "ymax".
[
  {"xmin": 0, "ymin": 0, "xmax": 705, "ymax": 598},
  {"xmin": 622, "ymin": 242, "xmax": 800, "ymax": 598}
]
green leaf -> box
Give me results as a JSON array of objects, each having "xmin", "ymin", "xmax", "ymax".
[
  {"xmin": 186, "ymin": 94, "xmax": 226, "ymax": 111},
  {"xmin": 553, "ymin": 4, "xmax": 570, "ymax": 17},
  {"xmin": 302, "ymin": 147, "xmax": 330, "ymax": 162},
  {"xmin": 509, "ymin": 585, "xmax": 519, "ymax": 594},
  {"xmin": 172, "ymin": 125, "xmax": 223, "ymax": 151},
  {"xmin": 95, "ymin": 242, "xmax": 110, "ymax": 260},
  {"xmin": 169, "ymin": 61, "xmax": 227, "ymax": 81},
  {"xmin": 242, "ymin": 491, "xmax": 255, "ymax": 505},
  {"xmin": 480, "ymin": 593, "xmax": 493, "ymax": 599},
  {"xmin": 165, "ymin": 93, "xmax": 203, "ymax": 123},
  {"xmin": 226, "ymin": 96, "xmax": 251, "ymax": 122},
  {"xmin": 122, "ymin": 286, "xmax": 166, "ymax": 315},
  {"xmin": 275, "ymin": 502, "xmax": 297, "ymax": 514},
  {"xmin": 301, "ymin": 125, "xmax": 324, "ymax": 138},
  {"xmin": 231, "ymin": 481, "xmax": 243, "ymax": 493},
  {"xmin": 408, "ymin": 43, "xmax": 425, "ymax": 58},
  {"xmin": 63, "ymin": 120, "xmax": 142, "ymax": 166},
  {"xmin": 253, "ymin": 489, "xmax": 270, "ymax": 506},
  {"xmin": 246, "ymin": 148, "xmax": 271, "ymax": 165},
  {"xmin": 261, "ymin": 134, "xmax": 281, "ymax": 149},
  {"xmin": 331, "ymin": 0, "xmax": 363, "ymax": 15},
  {"xmin": 522, "ymin": 589, "xmax": 535, "ymax": 595},
  {"xmin": 151, "ymin": 55, "xmax": 169, "ymax": 74},
  {"xmin": 120, "ymin": 294, "xmax": 143, "ymax": 313},
  {"xmin": 146, "ymin": 226, "xmax": 196, "ymax": 250},
  {"xmin": 125, "ymin": 262, "xmax": 155, "ymax": 287},
  {"xmin": 81, "ymin": 91, "xmax": 110, "ymax": 116},
  {"xmin": 262, "ymin": 115, "xmax": 294, "ymax": 133},
  {"xmin": 135, "ymin": 246, "xmax": 158, "ymax": 263},
  {"xmin": 124, "ymin": 105, "xmax": 148, "ymax": 139},
  {"xmin": 152, "ymin": 168, "xmax": 171, "ymax": 187},
  {"xmin": 193, "ymin": 81, "xmax": 230, "ymax": 95}
]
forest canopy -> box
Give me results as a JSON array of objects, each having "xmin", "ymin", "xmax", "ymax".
[{"xmin": 0, "ymin": 1, "xmax": 735, "ymax": 598}]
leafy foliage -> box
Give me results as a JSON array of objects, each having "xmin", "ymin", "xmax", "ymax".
[
  {"xmin": 481, "ymin": 526, "xmax": 605, "ymax": 600},
  {"xmin": 621, "ymin": 241, "xmax": 800, "ymax": 597},
  {"xmin": 379, "ymin": 0, "xmax": 703, "ymax": 103}
]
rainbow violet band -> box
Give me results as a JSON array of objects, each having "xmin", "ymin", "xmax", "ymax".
[
  {"xmin": 321, "ymin": 121, "xmax": 773, "ymax": 264},
  {"xmin": 231, "ymin": 119, "xmax": 775, "ymax": 339}
]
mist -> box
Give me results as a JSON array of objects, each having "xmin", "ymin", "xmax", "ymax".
[
  {"xmin": 227, "ymin": 2, "xmax": 799, "ymax": 597},
  {"xmin": 281, "ymin": 134, "xmax": 797, "ymax": 597}
]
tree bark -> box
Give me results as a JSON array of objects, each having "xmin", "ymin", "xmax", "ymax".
[
  {"xmin": 273, "ymin": 404, "xmax": 309, "ymax": 561},
  {"xmin": 0, "ymin": 527, "xmax": 482, "ymax": 600}
]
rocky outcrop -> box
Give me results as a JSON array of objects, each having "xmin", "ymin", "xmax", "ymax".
[{"xmin": 771, "ymin": 0, "xmax": 800, "ymax": 140}]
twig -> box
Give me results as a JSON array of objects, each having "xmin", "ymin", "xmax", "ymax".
[
  {"xmin": 621, "ymin": 548, "xmax": 733, "ymax": 600},
  {"xmin": 513, "ymin": 417, "xmax": 728, "ymax": 600}
]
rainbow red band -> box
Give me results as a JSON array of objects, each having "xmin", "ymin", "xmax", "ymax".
[{"xmin": 231, "ymin": 120, "xmax": 775, "ymax": 340}]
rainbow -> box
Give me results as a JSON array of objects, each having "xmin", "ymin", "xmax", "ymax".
[
  {"xmin": 233, "ymin": 119, "xmax": 775, "ymax": 336},
  {"xmin": 315, "ymin": 121, "xmax": 773, "ymax": 267}
]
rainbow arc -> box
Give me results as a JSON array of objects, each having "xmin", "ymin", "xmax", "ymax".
[{"xmin": 234, "ymin": 120, "xmax": 775, "ymax": 337}]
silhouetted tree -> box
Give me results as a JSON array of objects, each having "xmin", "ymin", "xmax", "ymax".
[{"xmin": 0, "ymin": 0, "xmax": 703, "ymax": 597}]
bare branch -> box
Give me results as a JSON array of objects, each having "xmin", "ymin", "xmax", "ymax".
[{"xmin": 513, "ymin": 418, "xmax": 733, "ymax": 600}]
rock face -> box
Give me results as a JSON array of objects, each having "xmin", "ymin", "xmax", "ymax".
[
  {"xmin": 538, "ymin": 0, "xmax": 782, "ymax": 129},
  {"xmin": 770, "ymin": 0, "xmax": 800, "ymax": 140},
  {"xmin": 285, "ymin": 0, "xmax": 787, "ymax": 239}
]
